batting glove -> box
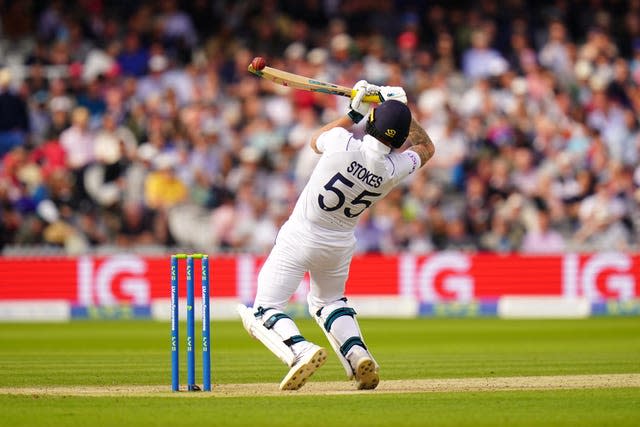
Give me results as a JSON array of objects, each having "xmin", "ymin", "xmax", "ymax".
[
  {"xmin": 379, "ymin": 86, "xmax": 408, "ymax": 104},
  {"xmin": 348, "ymin": 80, "xmax": 380, "ymax": 123}
]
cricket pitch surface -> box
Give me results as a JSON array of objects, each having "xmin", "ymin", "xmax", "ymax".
[{"xmin": 1, "ymin": 373, "xmax": 638, "ymax": 397}]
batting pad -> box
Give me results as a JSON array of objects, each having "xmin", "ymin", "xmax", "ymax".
[
  {"xmin": 236, "ymin": 304, "xmax": 296, "ymax": 366},
  {"xmin": 314, "ymin": 314, "xmax": 355, "ymax": 378}
]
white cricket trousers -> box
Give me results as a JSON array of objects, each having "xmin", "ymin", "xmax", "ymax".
[{"xmin": 253, "ymin": 220, "xmax": 356, "ymax": 313}]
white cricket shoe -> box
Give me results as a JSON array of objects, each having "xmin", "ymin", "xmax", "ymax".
[
  {"xmin": 348, "ymin": 346, "xmax": 379, "ymax": 390},
  {"xmin": 279, "ymin": 343, "xmax": 327, "ymax": 391}
]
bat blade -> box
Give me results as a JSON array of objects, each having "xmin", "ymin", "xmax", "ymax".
[{"xmin": 248, "ymin": 64, "xmax": 381, "ymax": 103}]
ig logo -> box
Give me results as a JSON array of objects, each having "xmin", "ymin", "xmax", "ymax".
[{"xmin": 77, "ymin": 255, "xmax": 150, "ymax": 305}]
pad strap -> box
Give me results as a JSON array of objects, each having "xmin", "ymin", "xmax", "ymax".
[
  {"xmin": 263, "ymin": 312, "xmax": 291, "ymax": 329},
  {"xmin": 283, "ymin": 335, "xmax": 306, "ymax": 346},
  {"xmin": 315, "ymin": 297, "xmax": 348, "ymax": 317},
  {"xmin": 340, "ymin": 336, "xmax": 367, "ymax": 357},
  {"xmin": 324, "ymin": 307, "xmax": 356, "ymax": 332},
  {"xmin": 254, "ymin": 306, "xmax": 270, "ymax": 317}
]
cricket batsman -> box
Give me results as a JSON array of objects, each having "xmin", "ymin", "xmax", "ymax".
[{"xmin": 238, "ymin": 80, "xmax": 435, "ymax": 391}]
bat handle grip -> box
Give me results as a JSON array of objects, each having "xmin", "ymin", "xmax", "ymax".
[{"xmin": 351, "ymin": 89, "xmax": 383, "ymax": 104}]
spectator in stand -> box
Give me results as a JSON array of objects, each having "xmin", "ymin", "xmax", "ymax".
[
  {"xmin": 59, "ymin": 107, "xmax": 94, "ymax": 171},
  {"xmin": 83, "ymin": 115, "xmax": 130, "ymax": 209},
  {"xmin": 462, "ymin": 28, "xmax": 507, "ymax": 81},
  {"xmin": 158, "ymin": 0, "xmax": 198, "ymax": 52},
  {"xmin": 289, "ymin": 107, "xmax": 322, "ymax": 189},
  {"xmin": 480, "ymin": 212, "xmax": 516, "ymax": 253},
  {"xmin": 405, "ymin": 218, "xmax": 435, "ymax": 254},
  {"xmin": 464, "ymin": 174, "xmax": 492, "ymax": 239},
  {"xmin": 30, "ymin": 137, "xmax": 66, "ymax": 180},
  {"xmin": 46, "ymin": 96, "xmax": 72, "ymax": 140},
  {"xmin": 0, "ymin": 69, "xmax": 29, "ymax": 157},
  {"xmin": 76, "ymin": 79, "xmax": 107, "ymax": 120},
  {"xmin": 143, "ymin": 152, "xmax": 188, "ymax": 245},
  {"xmin": 521, "ymin": 201, "xmax": 566, "ymax": 253},
  {"xmin": 144, "ymin": 152, "xmax": 187, "ymax": 210},
  {"xmin": 511, "ymin": 146, "xmax": 539, "ymax": 197},
  {"xmin": 354, "ymin": 209, "xmax": 386, "ymax": 253},
  {"xmin": 117, "ymin": 32, "xmax": 150, "ymax": 77},
  {"xmin": 441, "ymin": 214, "xmax": 476, "ymax": 252},
  {"xmin": 574, "ymin": 174, "xmax": 629, "ymax": 250},
  {"xmin": 57, "ymin": 106, "xmax": 94, "ymax": 212},
  {"xmin": 137, "ymin": 53, "xmax": 170, "ymax": 104},
  {"xmin": 539, "ymin": 20, "xmax": 573, "ymax": 84},
  {"xmin": 427, "ymin": 114, "xmax": 467, "ymax": 188},
  {"xmin": 116, "ymin": 200, "xmax": 155, "ymax": 246}
]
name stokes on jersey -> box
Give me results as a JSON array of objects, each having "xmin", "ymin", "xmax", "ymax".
[{"xmin": 346, "ymin": 161, "xmax": 383, "ymax": 188}]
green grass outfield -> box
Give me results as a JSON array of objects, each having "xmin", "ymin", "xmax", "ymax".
[{"xmin": 0, "ymin": 317, "xmax": 639, "ymax": 426}]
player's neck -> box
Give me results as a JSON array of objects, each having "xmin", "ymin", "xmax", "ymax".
[{"xmin": 363, "ymin": 135, "xmax": 392, "ymax": 154}]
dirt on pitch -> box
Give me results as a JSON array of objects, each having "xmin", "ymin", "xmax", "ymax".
[{"xmin": 1, "ymin": 374, "xmax": 639, "ymax": 397}]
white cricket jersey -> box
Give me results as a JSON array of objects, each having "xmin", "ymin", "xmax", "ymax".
[{"xmin": 288, "ymin": 126, "xmax": 421, "ymax": 246}]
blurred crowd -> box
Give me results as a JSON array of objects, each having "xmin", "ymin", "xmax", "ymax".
[{"xmin": 1, "ymin": 0, "xmax": 640, "ymax": 255}]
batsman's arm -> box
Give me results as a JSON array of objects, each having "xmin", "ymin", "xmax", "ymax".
[
  {"xmin": 310, "ymin": 115, "xmax": 354, "ymax": 154},
  {"xmin": 405, "ymin": 117, "xmax": 435, "ymax": 168}
]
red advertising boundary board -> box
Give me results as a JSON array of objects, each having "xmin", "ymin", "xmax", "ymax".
[{"xmin": 1, "ymin": 253, "xmax": 638, "ymax": 304}]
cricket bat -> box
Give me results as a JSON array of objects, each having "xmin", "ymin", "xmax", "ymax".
[{"xmin": 248, "ymin": 58, "xmax": 382, "ymax": 103}]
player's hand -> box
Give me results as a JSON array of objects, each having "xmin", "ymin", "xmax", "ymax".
[
  {"xmin": 379, "ymin": 86, "xmax": 407, "ymax": 104},
  {"xmin": 348, "ymin": 80, "xmax": 379, "ymax": 123}
]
